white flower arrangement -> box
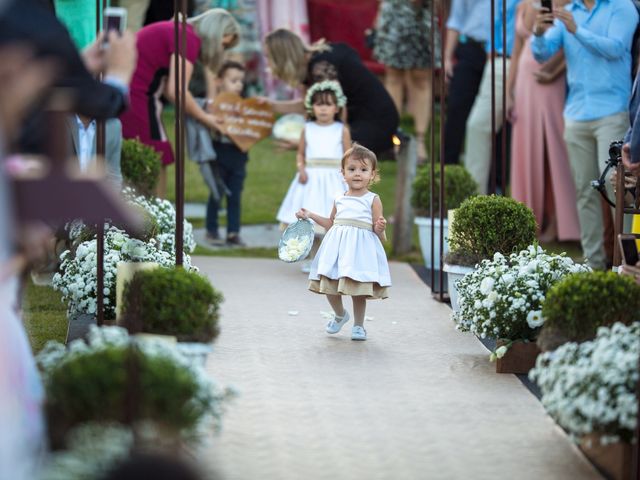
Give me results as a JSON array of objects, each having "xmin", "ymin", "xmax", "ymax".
[
  {"xmin": 304, "ymin": 80, "xmax": 347, "ymax": 113},
  {"xmin": 37, "ymin": 326, "xmax": 235, "ymax": 440},
  {"xmin": 123, "ymin": 187, "xmax": 196, "ymax": 254},
  {"xmin": 453, "ymin": 245, "xmax": 590, "ymax": 358},
  {"xmin": 52, "ymin": 226, "xmax": 193, "ymax": 319},
  {"xmin": 529, "ymin": 322, "xmax": 639, "ymax": 444},
  {"xmin": 278, "ymin": 235, "xmax": 312, "ymax": 262}
]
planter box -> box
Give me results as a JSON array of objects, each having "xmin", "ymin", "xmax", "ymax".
[
  {"xmin": 177, "ymin": 342, "xmax": 213, "ymax": 367},
  {"xmin": 443, "ymin": 263, "xmax": 476, "ymax": 312},
  {"xmin": 579, "ymin": 434, "xmax": 632, "ymax": 480},
  {"xmin": 495, "ymin": 340, "xmax": 541, "ymax": 374},
  {"xmin": 415, "ymin": 216, "xmax": 449, "ymax": 270}
]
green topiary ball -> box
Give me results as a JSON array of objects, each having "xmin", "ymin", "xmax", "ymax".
[
  {"xmin": 411, "ymin": 164, "xmax": 478, "ymax": 216},
  {"xmin": 447, "ymin": 195, "xmax": 537, "ymax": 266},
  {"xmin": 45, "ymin": 345, "xmax": 209, "ymax": 447},
  {"xmin": 121, "ymin": 267, "xmax": 223, "ymax": 343},
  {"xmin": 538, "ymin": 271, "xmax": 640, "ymax": 351},
  {"xmin": 121, "ymin": 138, "xmax": 161, "ymax": 196}
]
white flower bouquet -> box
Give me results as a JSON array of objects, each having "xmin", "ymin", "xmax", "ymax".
[
  {"xmin": 52, "ymin": 226, "xmax": 193, "ymax": 319},
  {"xmin": 529, "ymin": 322, "xmax": 639, "ymax": 443},
  {"xmin": 453, "ymin": 245, "xmax": 590, "ymax": 357},
  {"xmin": 278, "ymin": 219, "xmax": 314, "ymax": 263}
]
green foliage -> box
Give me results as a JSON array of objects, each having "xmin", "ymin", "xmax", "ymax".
[
  {"xmin": 447, "ymin": 195, "xmax": 537, "ymax": 266},
  {"xmin": 45, "ymin": 345, "xmax": 207, "ymax": 445},
  {"xmin": 121, "ymin": 138, "xmax": 161, "ymax": 196},
  {"xmin": 411, "ymin": 164, "xmax": 478, "ymax": 216},
  {"xmin": 539, "ymin": 271, "xmax": 640, "ymax": 349},
  {"xmin": 121, "ymin": 268, "xmax": 223, "ymax": 342}
]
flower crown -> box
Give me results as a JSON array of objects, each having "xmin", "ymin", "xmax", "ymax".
[{"xmin": 304, "ymin": 80, "xmax": 347, "ymax": 113}]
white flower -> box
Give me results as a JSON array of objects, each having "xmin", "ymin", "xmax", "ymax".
[
  {"xmin": 479, "ymin": 277, "xmax": 495, "ymax": 295},
  {"xmin": 279, "ymin": 236, "xmax": 311, "ymax": 262},
  {"xmin": 495, "ymin": 345, "xmax": 508, "ymax": 358},
  {"xmin": 527, "ymin": 310, "xmax": 544, "ymax": 329}
]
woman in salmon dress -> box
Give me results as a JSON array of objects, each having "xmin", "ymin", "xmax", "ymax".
[{"xmin": 507, "ymin": 0, "xmax": 580, "ymax": 241}]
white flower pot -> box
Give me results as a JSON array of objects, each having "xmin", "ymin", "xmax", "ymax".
[
  {"xmin": 415, "ymin": 217, "xmax": 449, "ymax": 269},
  {"xmin": 443, "ymin": 263, "xmax": 476, "ymax": 312},
  {"xmin": 177, "ymin": 342, "xmax": 213, "ymax": 367}
]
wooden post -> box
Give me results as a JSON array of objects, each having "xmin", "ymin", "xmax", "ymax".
[{"xmin": 392, "ymin": 135, "xmax": 417, "ymax": 255}]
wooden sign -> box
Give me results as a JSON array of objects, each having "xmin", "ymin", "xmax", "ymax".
[{"xmin": 210, "ymin": 92, "xmax": 275, "ymax": 152}]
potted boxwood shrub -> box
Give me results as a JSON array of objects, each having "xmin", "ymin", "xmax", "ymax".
[
  {"xmin": 530, "ymin": 322, "xmax": 639, "ymax": 480},
  {"xmin": 537, "ymin": 271, "xmax": 640, "ymax": 352},
  {"xmin": 121, "ymin": 138, "xmax": 161, "ymax": 197},
  {"xmin": 412, "ymin": 164, "xmax": 477, "ymax": 269},
  {"xmin": 444, "ymin": 195, "xmax": 537, "ymax": 311},
  {"xmin": 120, "ymin": 267, "xmax": 224, "ymax": 365},
  {"xmin": 37, "ymin": 326, "xmax": 232, "ymax": 449}
]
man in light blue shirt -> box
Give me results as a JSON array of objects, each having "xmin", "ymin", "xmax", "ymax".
[
  {"xmin": 464, "ymin": 0, "xmax": 521, "ymax": 193},
  {"xmin": 531, "ymin": 0, "xmax": 638, "ymax": 269},
  {"xmin": 443, "ymin": 0, "xmax": 490, "ymax": 164}
]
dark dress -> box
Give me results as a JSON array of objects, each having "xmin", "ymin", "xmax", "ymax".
[{"xmin": 307, "ymin": 43, "xmax": 399, "ymax": 155}]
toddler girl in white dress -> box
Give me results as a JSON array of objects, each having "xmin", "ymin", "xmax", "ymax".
[{"xmin": 296, "ymin": 143, "xmax": 391, "ymax": 341}]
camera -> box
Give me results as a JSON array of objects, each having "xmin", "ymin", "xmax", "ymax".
[
  {"xmin": 609, "ymin": 140, "xmax": 624, "ymax": 162},
  {"xmin": 591, "ymin": 140, "xmax": 634, "ymax": 208}
]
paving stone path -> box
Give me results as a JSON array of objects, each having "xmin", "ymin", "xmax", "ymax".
[{"xmin": 196, "ymin": 256, "xmax": 601, "ymax": 480}]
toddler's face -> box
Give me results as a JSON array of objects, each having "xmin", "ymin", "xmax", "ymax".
[
  {"xmin": 219, "ymin": 68, "xmax": 245, "ymax": 95},
  {"xmin": 342, "ymin": 156, "xmax": 375, "ymax": 189}
]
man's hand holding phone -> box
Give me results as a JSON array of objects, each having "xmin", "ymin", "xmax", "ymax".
[{"xmin": 534, "ymin": 1, "xmax": 555, "ymax": 36}]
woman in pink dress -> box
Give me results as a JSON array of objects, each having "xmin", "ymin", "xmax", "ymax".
[
  {"xmin": 120, "ymin": 9, "xmax": 240, "ymax": 198},
  {"xmin": 507, "ymin": 0, "xmax": 580, "ymax": 241}
]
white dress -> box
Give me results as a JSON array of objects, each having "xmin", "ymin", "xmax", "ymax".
[
  {"xmin": 276, "ymin": 121, "xmax": 347, "ymax": 227},
  {"xmin": 309, "ymin": 192, "xmax": 391, "ymax": 296}
]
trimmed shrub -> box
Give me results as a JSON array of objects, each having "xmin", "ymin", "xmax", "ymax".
[
  {"xmin": 446, "ymin": 195, "xmax": 537, "ymax": 266},
  {"xmin": 538, "ymin": 271, "xmax": 640, "ymax": 351},
  {"xmin": 411, "ymin": 164, "xmax": 478, "ymax": 216},
  {"xmin": 121, "ymin": 268, "xmax": 223, "ymax": 343},
  {"xmin": 121, "ymin": 138, "xmax": 161, "ymax": 196}
]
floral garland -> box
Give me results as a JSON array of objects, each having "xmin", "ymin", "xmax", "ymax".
[
  {"xmin": 453, "ymin": 245, "xmax": 590, "ymax": 358},
  {"xmin": 304, "ymin": 80, "xmax": 347, "ymax": 113},
  {"xmin": 529, "ymin": 322, "xmax": 639, "ymax": 443}
]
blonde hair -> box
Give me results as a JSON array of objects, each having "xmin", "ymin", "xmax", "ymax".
[
  {"xmin": 188, "ymin": 9, "xmax": 240, "ymax": 73},
  {"xmin": 264, "ymin": 29, "xmax": 329, "ymax": 86},
  {"xmin": 342, "ymin": 143, "xmax": 380, "ymax": 184}
]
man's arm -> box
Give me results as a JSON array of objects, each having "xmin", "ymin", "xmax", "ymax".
[
  {"xmin": 563, "ymin": 4, "xmax": 639, "ymax": 60},
  {"xmin": 531, "ymin": 20, "xmax": 564, "ymax": 63}
]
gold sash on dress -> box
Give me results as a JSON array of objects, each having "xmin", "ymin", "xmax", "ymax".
[
  {"xmin": 306, "ymin": 158, "xmax": 341, "ymax": 168},
  {"xmin": 333, "ymin": 218, "xmax": 373, "ymax": 231}
]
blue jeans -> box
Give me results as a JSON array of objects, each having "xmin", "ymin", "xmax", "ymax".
[{"xmin": 205, "ymin": 141, "xmax": 248, "ymax": 236}]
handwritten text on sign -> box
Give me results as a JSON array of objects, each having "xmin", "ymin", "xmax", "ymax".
[{"xmin": 210, "ymin": 92, "xmax": 275, "ymax": 152}]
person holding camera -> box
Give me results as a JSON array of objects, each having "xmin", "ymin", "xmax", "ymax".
[{"xmin": 531, "ymin": 0, "xmax": 638, "ymax": 270}]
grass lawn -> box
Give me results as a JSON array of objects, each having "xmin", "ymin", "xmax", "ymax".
[{"xmin": 21, "ymin": 279, "xmax": 68, "ymax": 353}]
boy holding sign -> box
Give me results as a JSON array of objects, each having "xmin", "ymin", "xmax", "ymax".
[{"xmin": 205, "ymin": 61, "xmax": 249, "ymax": 246}]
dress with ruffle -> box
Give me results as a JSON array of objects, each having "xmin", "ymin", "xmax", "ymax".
[{"xmin": 309, "ymin": 191, "xmax": 391, "ymax": 299}]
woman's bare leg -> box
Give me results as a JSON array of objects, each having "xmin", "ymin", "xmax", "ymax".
[
  {"xmin": 407, "ymin": 68, "xmax": 432, "ymax": 161},
  {"xmin": 384, "ymin": 67, "xmax": 406, "ymax": 116}
]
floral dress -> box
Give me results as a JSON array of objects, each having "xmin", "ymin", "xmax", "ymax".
[{"xmin": 373, "ymin": 0, "xmax": 441, "ymax": 70}]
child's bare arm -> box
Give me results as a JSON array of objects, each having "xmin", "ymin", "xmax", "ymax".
[
  {"xmin": 297, "ymin": 129, "xmax": 308, "ymax": 184},
  {"xmin": 372, "ymin": 195, "xmax": 387, "ymax": 242},
  {"xmin": 296, "ymin": 204, "xmax": 336, "ymax": 231},
  {"xmin": 342, "ymin": 125, "xmax": 352, "ymax": 152}
]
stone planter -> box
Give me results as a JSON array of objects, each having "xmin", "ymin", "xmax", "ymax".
[
  {"xmin": 579, "ymin": 434, "xmax": 632, "ymax": 480},
  {"xmin": 177, "ymin": 342, "xmax": 213, "ymax": 367},
  {"xmin": 442, "ymin": 263, "xmax": 476, "ymax": 312},
  {"xmin": 415, "ymin": 216, "xmax": 449, "ymax": 270},
  {"xmin": 495, "ymin": 340, "xmax": 541, "ymax": 374}
]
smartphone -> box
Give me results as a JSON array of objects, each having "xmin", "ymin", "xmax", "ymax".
[
  {"xmin": 540, "ymin": 0, "xmax": 553, "ymax": 23},
  {"xmin": 104, "ymin": 7, "xmax": 127, "ymax": 36},
  {"xmin": 618, "ymin": 234, "xmax": 639, "ymax": 265}
]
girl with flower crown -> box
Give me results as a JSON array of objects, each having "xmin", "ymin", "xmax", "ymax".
[{"xmin": 276, "ymin": 80, "xmax": 351, "ymax": 270}]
